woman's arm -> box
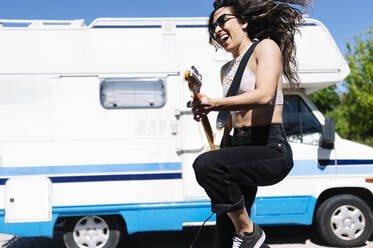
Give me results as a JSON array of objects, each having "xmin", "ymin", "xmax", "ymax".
[{"xmin": 195, "ymin": 39, "xmax": 282, "ymax": 114}]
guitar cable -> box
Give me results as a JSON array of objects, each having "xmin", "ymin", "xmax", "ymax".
[{"xmin": 189, "ymin": 212, "xmax": 215, "ymax": 248}]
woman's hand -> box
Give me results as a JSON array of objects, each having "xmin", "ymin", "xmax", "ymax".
[{"xmin": 191, "ymin": 93, "xmax": 215, "ymax": 122}]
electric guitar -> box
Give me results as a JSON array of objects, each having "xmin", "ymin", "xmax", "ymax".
[{"xmin": 184, "ymin": 66, "xmax": 225, "ymax": 150}]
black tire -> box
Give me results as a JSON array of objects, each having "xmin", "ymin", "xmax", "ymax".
[
  {"xmin": 63, "ymin": 215, "xmax": 121, "ymax": 248},
  {"xmin": 316, "ymin": 194, "xmax": 373, "ymax": 247}
]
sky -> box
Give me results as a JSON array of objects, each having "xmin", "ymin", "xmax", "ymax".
[{"xmin": 0, "ymin": 0, "xmax": 372, "ymax": 57}]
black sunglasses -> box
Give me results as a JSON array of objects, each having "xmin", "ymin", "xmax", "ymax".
[{"xmin": 209, "ymin": 14, "xmax": 237, "ymax": 35}]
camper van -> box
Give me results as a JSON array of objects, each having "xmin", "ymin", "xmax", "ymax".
[{"xmin": 0, "ymin": 17, "xmax": 372, "ymax": 248}]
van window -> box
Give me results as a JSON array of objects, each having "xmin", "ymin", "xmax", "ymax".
[
  {"xmin": 283, "ymin": 95, "xmax": 321, "ymax": 145},
  {"xmin": 100, "ymin": 78, "xmax": 166, "ymax": 109}
]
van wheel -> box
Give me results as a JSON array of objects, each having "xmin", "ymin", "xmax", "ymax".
[
  {"xmin": 316, "ymin": 194, "xmax": 373, "ymax": 247},
  {"xmin": 63, "ymin": 215, "xmax": 121, "ymax": 248}
]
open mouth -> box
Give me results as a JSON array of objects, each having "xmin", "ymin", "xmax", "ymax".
[
  {"xmin": 219, "ymin": 34, "xmax": 230, "ymax": 45},
  {"xmin": 221, "ymin": 34, "xmax": 229, "ymax": 41}
]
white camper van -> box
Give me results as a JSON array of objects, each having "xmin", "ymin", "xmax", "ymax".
[{"xmin": 0, "ymin": 17, "xmax": 372, "ymax": 248}]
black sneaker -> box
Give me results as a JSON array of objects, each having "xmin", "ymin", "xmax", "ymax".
[{"xmin": 232, "ymin": 223, "xmax": 266, "ymax": 248}]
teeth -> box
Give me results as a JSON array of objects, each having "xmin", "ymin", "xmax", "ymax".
[{"xmin": 221, "ymin": 35, "xmax": 229, "ymax": 41}]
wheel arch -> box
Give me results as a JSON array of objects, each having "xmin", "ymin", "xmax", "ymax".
[
  {"xmin": 54, "ymin": 214, "xmax": 128, "ymax": 235},
  {"xmin": 313, "ymin": 187, "xmax": 373, "ymax": 224}
]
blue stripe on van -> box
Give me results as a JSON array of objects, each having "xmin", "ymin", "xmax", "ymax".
[
  {"xmin": 300, "ymin": 23, "xmax": 318, "ymax": 26},
  {"xmin": 290, "ymin": 160, "xmax": 336, "ymax": 176},
  {"xmin": 318, "ymin": 159, "xmax": 373, "ymax": 166},
  {"xmin": 93, "ymin": 25, "xmax": 162, "ymax": 29},
  {"xmin": 289, "ymin": 159, "xmax": 373, "ymax": 176},
  {"xmin": 92, "ymin": 23, "xmax": 316, "ymax": 29},
  {"xmin": 177, "ymin": 25, "xmax": 208, "ymax": 28},
  {"xmin": 0, "ymin": 162, "xmax": 182, "ymax": 185},
  {"xmin": 0, "ymin": 162, "xmax": 181, "ymax": 176},
  {"xmin": 0, "ymin": 173, "xmax": 181, "ymax": 185},
  {"xmin": 338, "ymin": 160, "xmax": 373, "ymax": 165},
  {"xmin": 92, "ymin": 25, "xmax": 206, "ymax": 29},
  {"xmin": 49, "ymin": 173, "xmax": 181, "ymax": 183},
  {"xmin": 0, "ymin": 159, "xmax": 372, "ymax": 185}
]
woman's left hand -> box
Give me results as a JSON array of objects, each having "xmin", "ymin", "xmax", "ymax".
[{"xmin": 191, "ymin": 93, "xmax": 215, "ymax": 121}]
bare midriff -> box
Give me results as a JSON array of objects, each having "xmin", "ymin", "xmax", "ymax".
[{"xmin": 232, "ymin": 104, "xmax": 283, "ymax": 128}]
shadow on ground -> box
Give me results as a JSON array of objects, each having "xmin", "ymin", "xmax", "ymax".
[
  {"xmin": 2, "ymin": 225, "xmax": 372, "ymax": 248},
  {"xmin": 120, "ymin": 225, "xmax": 334, "ymax": 248}
]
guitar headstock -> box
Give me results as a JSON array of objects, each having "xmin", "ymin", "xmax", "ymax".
[{"xmin": 184, "ymin": 66, "xmax": 202, "ymax": 94}]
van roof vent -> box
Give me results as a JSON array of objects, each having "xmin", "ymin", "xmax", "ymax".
[{"xmin": 162, "ymin": 22, "xmax": 176, "ymax": 35}]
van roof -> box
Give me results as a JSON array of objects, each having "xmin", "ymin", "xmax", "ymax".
[
  {"xmin": 0, "ymin": 17, "xmax": 349, "ymax": 93},
  {"xmin": 293, "ymin": 18, "xmax": 350, "ymax": 93}
]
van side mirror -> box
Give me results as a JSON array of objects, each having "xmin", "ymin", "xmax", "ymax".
[{"xmin": 320, "ymin": 117, "xmax": 335, "ymax": 149}]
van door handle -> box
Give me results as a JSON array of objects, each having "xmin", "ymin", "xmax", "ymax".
[
  {"xmin": 176, "ymin": 146, "xmax": 204, "ymax": 155},
  {"xmin": 174, "ymin": 109, "xmax": 193, "ymax": 119}
]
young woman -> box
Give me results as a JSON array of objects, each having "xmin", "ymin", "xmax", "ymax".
[{"xmin": 192, "ymin": 0, "xmax": 312, "ymax": 247}]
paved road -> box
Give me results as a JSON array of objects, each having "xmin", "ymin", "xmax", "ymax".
[{"xmin": 1, "ymin": 225, "xmax": 373, "ymax": 248}]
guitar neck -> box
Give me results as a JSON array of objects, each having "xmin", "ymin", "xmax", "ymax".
[
  {"xmin": 200, "ymin": 115, "xmax": 216, "ymax": 150},
  {"xmin": 185, "ymin": 68, "xmax": 217, "ymax": 150}
]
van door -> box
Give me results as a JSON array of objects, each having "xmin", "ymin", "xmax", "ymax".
[
  {"xmin": 5, "ymin": 176, "xmax": 51, "ymax": 223},
  {"xmin": 177, "ymin": 83, "xmax": 206, "ymax": 200}
]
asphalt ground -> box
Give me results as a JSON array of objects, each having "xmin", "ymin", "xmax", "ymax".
[{"xmin": 1, "ymin": 225, "xmax": 373, "ymax": 248}]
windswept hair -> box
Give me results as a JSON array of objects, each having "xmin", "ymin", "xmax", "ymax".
[{"xmin": 209, "ymin": 0, "xmax": 313, "ymax": 88}]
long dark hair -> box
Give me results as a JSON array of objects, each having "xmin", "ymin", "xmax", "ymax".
[{"xmin": 208, "ymin": 0, "xmax": 312, "ymax": 88}]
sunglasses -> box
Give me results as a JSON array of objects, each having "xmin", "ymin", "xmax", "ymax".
[{"xmin": 209, "ymin": 14, "xmax": 237, "ymax": 35}]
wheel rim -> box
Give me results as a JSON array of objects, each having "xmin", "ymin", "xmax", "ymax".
[
  {"xmin": 330, "ymin": 204, "xmax": 366, "ymax": 241},
  {"xmin": 72, "ymin": 216, "xmax": 110, "ymax": 248}
]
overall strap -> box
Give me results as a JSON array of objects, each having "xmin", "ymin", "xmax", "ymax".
[{"xmin": 216, "ymin": 40, "xmax": 260, "ymax": 128}]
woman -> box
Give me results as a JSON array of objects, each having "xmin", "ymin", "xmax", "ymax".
[{"xmin": 192, "ymin": 0, "xmax": 312, "ymax": 248}]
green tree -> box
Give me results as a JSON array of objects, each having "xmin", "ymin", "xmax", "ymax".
[
  {"xmin": 309, "ymin": 25, "xmax": 373, "ymax": 146},
  {"xmin": 344, "ymin": 26, "xmax": 373, "ymax": 140}
]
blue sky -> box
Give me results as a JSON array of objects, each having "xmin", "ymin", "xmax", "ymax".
[{"xmin": 1, "ymin": 0, "xmax": 372, "ymax": 57}]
